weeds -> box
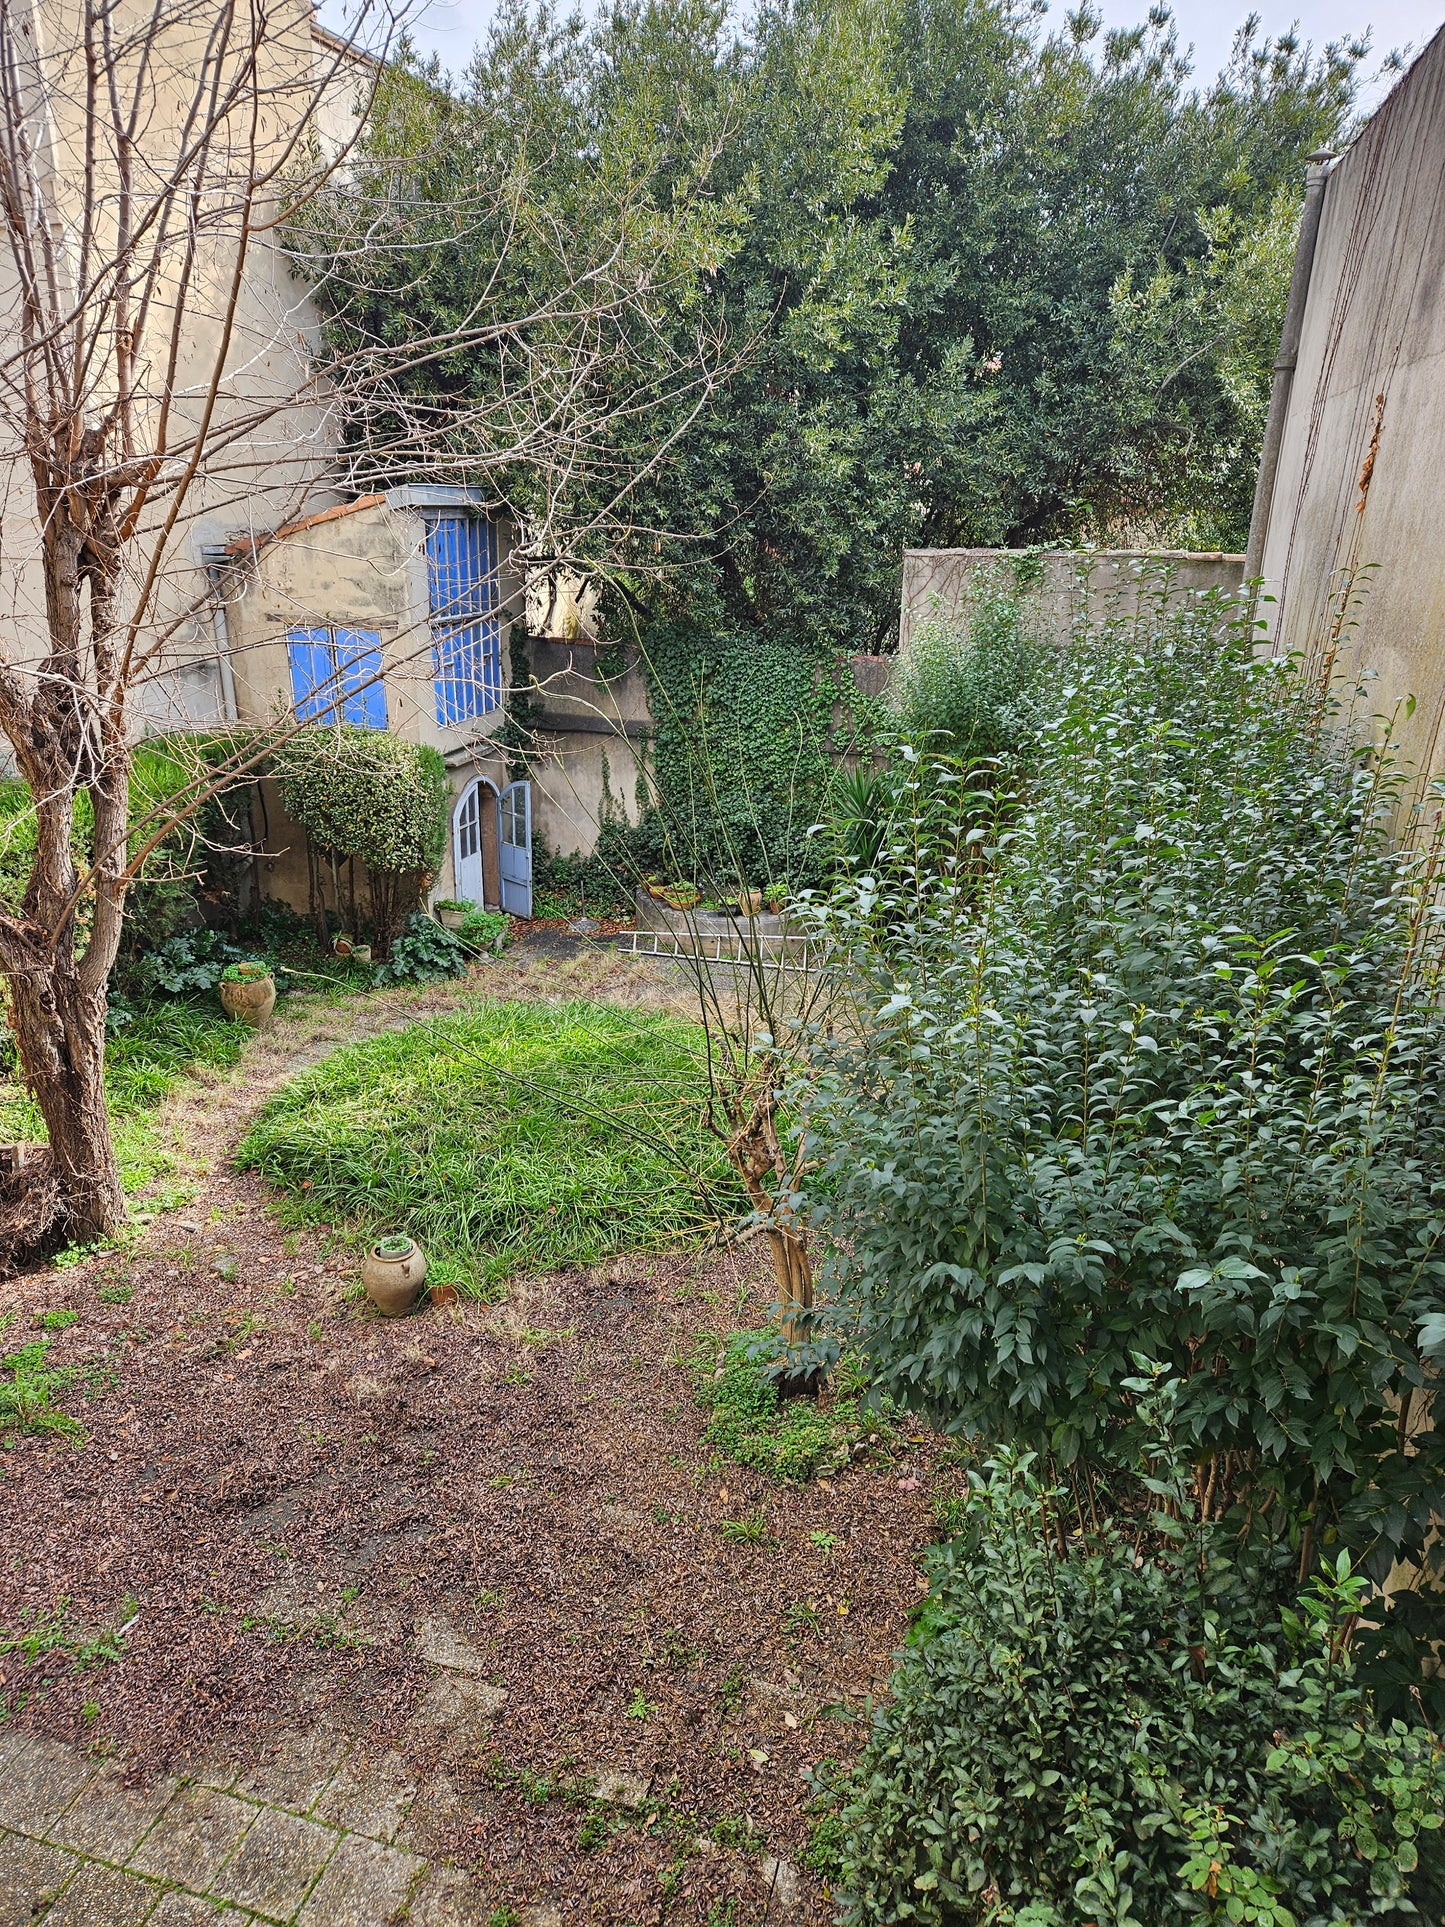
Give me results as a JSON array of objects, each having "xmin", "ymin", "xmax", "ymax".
[
  {"xmin": 719, "ymin": 1512, "xmax": 772, "ymax": 1548},
  {"xmin": 37, "ymin": 1309, "xmax": 77, "ymax": 1331},
  {"xmin": 784, "ymin": 1601, "xmax": 822, "ymax": 1644},
  {"xmin": 691, "ymin": 1332, "xmax": 894, "ymax": 1482},
  {"xmin": 0, "ymin": 1595, "xmax": 136, "ymax": 1669},
  {"xmin": 0, "ymin": 1340, "xmax": 82, "ymax": 1441}
]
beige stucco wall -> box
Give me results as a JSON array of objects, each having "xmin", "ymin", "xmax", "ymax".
[
  {"xmin": 512, "ymin": 638, "xmax": 652, "ymax": 859},
  {"xmin": 1256, "ymin": 25, "xmax": 1445, "ymax": 786},
  {"xmin": 900, "ymin": 548, "xmax": 1246, "ymax": 654},
  {"xmin": 220, "ymin": 495, "xmax": 519, "ymax": 911},
  {"xmin": 0, "ymin": 2, "xmax": 370, "ymax": 735}
]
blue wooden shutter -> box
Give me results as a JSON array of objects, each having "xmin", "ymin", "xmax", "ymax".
[
  {"xmin": 427, "ymin": 515, "xmax": 501, "ymax": 726},
  {"xmin": 335, "ymin": 629, "xmax": 387, "ymax": 729},
  {"xmin": 287, "ymin": 629, "xmax": 336, "ymax": 722}
]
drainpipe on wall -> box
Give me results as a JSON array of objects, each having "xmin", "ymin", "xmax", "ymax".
[
  {"xmin": 200, "ymin": 547, "xmax": 240, "ymax": 723},
  {"xmin": 1243, "ymin": 150, "xmax": 1334, "ymax": 614}
]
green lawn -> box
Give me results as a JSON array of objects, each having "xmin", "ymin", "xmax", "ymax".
[
  {"xmin": 0, "ymin": 1000, "xmax": 246, "ymax": 1199},
  {"xmin": 236, "ymin": 1001, "xmax": 741, "ymax": 1292}
]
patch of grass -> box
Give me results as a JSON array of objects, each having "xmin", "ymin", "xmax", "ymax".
[
  {"xmin": 691, "ymin": 1333, "xmax": 893, "ymax": 1483},
  {"xmin": 96, "ymin": 1285, "xmax": 134, "ymax": 1306},
  {"xmin": 0, "ymin": 1339, "xmax": 82, "ymax": 1441},
  {"xmin": 236, "ymin": 1003, "xmax": 741, "ymax": 1290},
  {"xmin": 718, "ymin": 1511, "xmax": 772, "ymax": 1547},
  {"xmin": 0, "ymin": 998, "xmax": 245, "ymax": 1201}
]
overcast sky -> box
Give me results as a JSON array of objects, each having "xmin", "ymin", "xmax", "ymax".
[{"xmin": 377, "ymin": 0, "xmax": 1444, "ymax": 100}]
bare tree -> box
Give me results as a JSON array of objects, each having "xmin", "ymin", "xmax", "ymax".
[{"xmin": 0, "ymin": 0, "xmax": 728, "ymax": 1248}]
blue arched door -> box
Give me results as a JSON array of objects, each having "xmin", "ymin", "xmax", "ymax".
[{"xmin": 498, "ymin": 780, "xmax": 532, "ymax": 917}]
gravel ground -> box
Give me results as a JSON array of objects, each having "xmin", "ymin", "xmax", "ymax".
[{"xmin": 0, "ymin": 949, "xmax": 943, "ymax": 1923}]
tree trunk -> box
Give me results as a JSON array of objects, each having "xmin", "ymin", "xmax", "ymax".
[
  {"xmin": 8, "ymin": 954, "xmax": 124, "ymax": 1242},
  {"xmin": 723, "ymin": 1066, "xmax": 815, "ymax": 1344}
]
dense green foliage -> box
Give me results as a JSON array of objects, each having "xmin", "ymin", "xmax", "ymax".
[
  {"xmin": 272, "ymin": 730, "xmax": 449, "ymax": 878},
  {"xmin": 236, "ymin": 1001, "xmax": 740, "ymax": 1288},
  {"xmin": 370, "ymin": 912, "xmax": 473, "ymax": 985},
  {"xmin": 838, "ymin": 1446, "xmax": 1445, "ymax": 1926},
  {"xmin": 807, "ymin": 597, "xmax": 1445, "ymax": 1694},
  {"xmin": 0, "ymin": 738, "xmax": 255, "ymax": 975},
  {"xmin": 303, "ymin": 1, "xmax": 1366, "ymax": 654}
]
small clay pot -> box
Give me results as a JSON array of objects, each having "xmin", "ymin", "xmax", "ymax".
[
  {"xmin": 438, "ymin": 905, "xmax": 468, "ymax": 932},
  {"xmin": 219, "ymin": 972, "xmax": 276, "ymax": 1029},
  {"xmin": 429, "ymin": 1280, "xmax": 460, "ymax": 1309},
  {"xmin": 351, "ymin": 944, "xmax": 373, "ymax": 965},
  {"xmin": 362, "ymin": 1236, "xmax": 427, "ymax": 1317}
]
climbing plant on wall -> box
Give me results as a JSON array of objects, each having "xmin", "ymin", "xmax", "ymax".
[{"xmin": 637, "ymin": 623, "xmax": 886, "ymax": 889}]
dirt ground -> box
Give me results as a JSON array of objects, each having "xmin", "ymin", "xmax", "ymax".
[{"xmin": 0, "ymin": 943, "xmax": 942, "ymax": 1924}]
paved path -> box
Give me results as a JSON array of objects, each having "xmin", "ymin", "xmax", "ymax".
[{"xmin": 0, "ymin": 1717, "xmax": 549, "ymax": 1927}]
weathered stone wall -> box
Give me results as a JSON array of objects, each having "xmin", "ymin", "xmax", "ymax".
[
  {"xmin": 900, "ymin": 549, "xmax": 1246, "ymax": 655},
  {"xmin": 1255, "ymin": 24, "xmax": 1445, "ymax": 789}
]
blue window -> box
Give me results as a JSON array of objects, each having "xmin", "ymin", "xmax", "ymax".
[
  {"xmin": 426, "ymin": 514, "xmax": 501, "ymax": 727},
  {"xmin": 287, "ymin": 627, "xmax": 387, "ymax": 728}
]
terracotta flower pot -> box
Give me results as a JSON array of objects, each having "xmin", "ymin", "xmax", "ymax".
[
  {"xmin": 362, "ymin": 1237, "xmax": 427, "ymax": 1317},
  {"xmin": 219, "ymin": 972, "xmax": 276, "ymax": 1029}
]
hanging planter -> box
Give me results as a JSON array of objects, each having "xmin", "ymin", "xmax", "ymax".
[
  {"xmin": 361, "ymin": 1234, "xmax": 427, "ymax": 1317},
  {"xmin": 219, "ymin": 960, "xmax": 275, "ymax": 1029}
]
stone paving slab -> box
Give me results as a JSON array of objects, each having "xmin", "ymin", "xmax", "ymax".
[
  {"xmin": 0, "ymin": 1734, "xmax": 96, "ymax": 1835},
  {"xmin": 0, "ymin": 1830, "xmax": 72, "ymax": 1926},
  {"xmin": 127, "ymin": 1785, "xmax": 255, "ymax": 1892},
  {"xmin": 49, "ymin": 1762, "xmax": 179, "ymax": 1858},
  {"xmin": 233, "ymin": 1730, "xmax": 349, "ymax": 1818},
  {"xmin": 41, "ymin": 1860, "xmax": 157, "ymax": 1926},
  {"xmin": 296, "ymin": 1833, "xmax": 425, "ymax": 1926},
  {"xmin": 313, "ymin": 1748, "xmax": 417, "ymax": 1844},
  {"xmin": 0, "ymin": 1721, "xmax": 504, "ymax": 1927},
  {"xmin": 209, "ymin": 1807, "xmax": 336, "ymax": 1919}
]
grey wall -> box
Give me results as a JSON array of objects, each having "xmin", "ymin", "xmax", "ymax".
[
  {"xmin": 900, "ymin": 548, "xmax": 1246, "ymax": 655},
  {"xmin": 1256, "ymin": 25, "xmax": 1445, "ymax": 787}
]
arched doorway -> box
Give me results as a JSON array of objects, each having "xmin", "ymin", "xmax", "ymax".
[{"xmin": 452, "ymin": 775, "xmax": 500, "ymax": 907}]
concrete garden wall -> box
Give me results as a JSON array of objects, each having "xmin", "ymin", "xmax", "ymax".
[
  {"xmin": 899, "ymin": 548, "xmax": 1246, "ymax": 656},
  {"xmin": 1253, "ymin": 24, "xmax": 1445, "ymax": 791}
]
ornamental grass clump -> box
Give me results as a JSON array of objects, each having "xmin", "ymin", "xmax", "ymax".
[{"xmin": 809, "ymin": 589, "xmax": 1445, "ymax": 1706}]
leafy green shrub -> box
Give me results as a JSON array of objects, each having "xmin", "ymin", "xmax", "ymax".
[
  {"xmin": 130, "ymin": 927, "xmax": 248, "ymax": 996},
  {"xmin": 892, "ymin": 589, "xmax": 1044, "ymax": 755},
  {"xmin": 836, "ymin": 1449, "xmax": 1445, "ymax": 1927},
  {"xmin": 273, "ymin": 729, "xmax": 448, "ymax": 873},
  {"xmin": 371, "ymin": 913, "xmax": 471, "ymax": 985},
  {"xmin": 236, "ymin": 1002, "xmax": 739, "ymax": 1288},
  {"xmin": 810, "ymin": 595, "xmax": 1445, "ymax": 1688},
  {"xmin": 692, "ymin": 1332, "xmax": 891, "ymax": 1482},
  {"xmin": 273, "ymin": 729, "xmax": 449, "ymax": 952}
]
